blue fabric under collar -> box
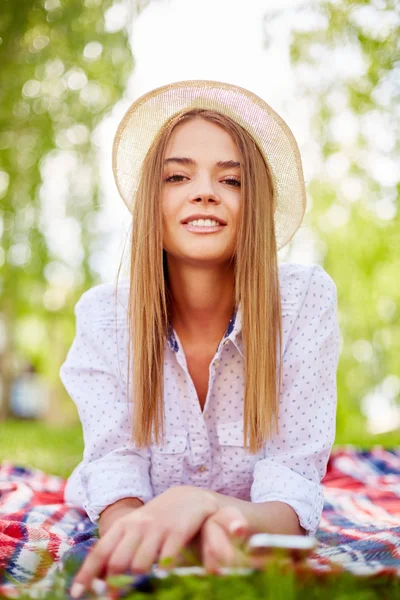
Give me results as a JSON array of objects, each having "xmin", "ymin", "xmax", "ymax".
[{"xmin": 167, "ymin": 310, "xmax": 237, "ymax": 353}]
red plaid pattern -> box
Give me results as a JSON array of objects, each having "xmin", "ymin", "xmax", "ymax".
[{"xmin": 0, "ymin": 447, "xmax": 399, "ymax": 597}]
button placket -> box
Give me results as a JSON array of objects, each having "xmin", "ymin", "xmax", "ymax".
[
  {"xmin": 175, "ymin": 349, "xmax": 188, "ymax": 372},
  {"xmin": 187, "ymin": 390, "xmax": 211, "ymax": 470},
  {"xmin": 190, "ymin": 429, "xmax": 210, "ymax": 466}
]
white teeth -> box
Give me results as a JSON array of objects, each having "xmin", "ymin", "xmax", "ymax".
[{"xmin": 187, "ymin": 219, "xmax": 221, "ymax": 227}]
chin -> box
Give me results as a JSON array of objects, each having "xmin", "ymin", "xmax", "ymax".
[
  {"xmin": 181, "ymin": 253, "xmax": 233, "ymax": 267},
  {"xmin": 165, "ymin": 241, "xmax": 234, "ymax": 266}
]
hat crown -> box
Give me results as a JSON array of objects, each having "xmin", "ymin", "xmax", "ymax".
[{"xmin": 113, "ymin": 80, "xmax": 306, "ymax": 250}]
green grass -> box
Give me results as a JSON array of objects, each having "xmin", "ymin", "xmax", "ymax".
[
  {"xmin": 1, "ymin": 419, "xmax": 399, "ymax": 599},
  {"xmin": 0, "ymin": 419, "xmax": 83, "ymax": 479},
  {"xmin": 2, "ymin": 557, "xmax": 400, "ymax": 600}
]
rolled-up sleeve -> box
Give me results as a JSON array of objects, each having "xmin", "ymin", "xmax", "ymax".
[
  {"xmin": 60, "ymin": 285, "xmax": 153, "ymax": 524},
  {"xmin": 251, "ymin": 265, "xmax": 340, "ymax": 536}
]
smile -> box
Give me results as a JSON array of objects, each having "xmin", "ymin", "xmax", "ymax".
[{"xmin": 182, "ymin": 222, "xmax": 226, "ymax": 234}]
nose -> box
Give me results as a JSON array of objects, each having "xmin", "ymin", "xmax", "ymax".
[
  {"xmin": 189, "ymin": 171, "xmax": 220, "ymax": 205},
  {"xmin": 192, "ymin": 194, "xmax": 219, "ymax": 204}
]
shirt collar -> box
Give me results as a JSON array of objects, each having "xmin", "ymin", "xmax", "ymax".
[{"xmin": 167, "ymin": 305, "xmax": 243, "ymax": 357}]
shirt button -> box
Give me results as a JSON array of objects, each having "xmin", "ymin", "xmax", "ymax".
[
  {"xmin": 198, "ymin": 465, "xmax": 207, "ymax": 473},
  {"xmin": 214, "ymin": 360, "xmax": 220, "ymax": 368}
]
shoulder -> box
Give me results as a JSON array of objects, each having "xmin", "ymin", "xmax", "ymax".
[
  {"xmin": 74, "ymin": 276, "xmax": 130, "ymax": 327},
  {"xmin": 278, "ymin": 262, "xmax": 337, "ymax": 314}
]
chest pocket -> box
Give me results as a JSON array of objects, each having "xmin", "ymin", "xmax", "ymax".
[
  {"xmin": 150, "ymin": 432, "xmax": 187, "ymax": 494},
  {"xmin": 217, "ymin": 420, "xmax": 264, "ymax": 493}
]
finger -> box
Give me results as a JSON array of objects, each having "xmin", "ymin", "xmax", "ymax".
[
  {"xmin": 212, "ymin": 506, "xmax": 248, "ymax": 538},
  {"xmin": 130, "ymin": 529, "xmax": 165, "ymax": 574},
  {"xmin": 159, "ymin": 532, "xmax": 187, "ymax": 568},
  {"xmin": 70, "ymin": 524, "xmax": 123, "ymax": 597},
  {"xmin": 202, "ymin": 521, "xmax": 235, "ymax": 572},
  {"xmin": 203, "ymin": 542, "xmax": 246, "ymax": 573},
  {"xmin": 202, "ymin": 528, "xmax": 221, "ymax": 575},
  {"xmin": 106, "ymin": 530, "xmax": 142, "ymax": 577},
  {"xmin": 202, "ymin": 542, "xmax": 220, "ymax": 574}
]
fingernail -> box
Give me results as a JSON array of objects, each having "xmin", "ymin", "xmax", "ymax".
[
  {"xmin": 70, "ymin": 582, "xmax": 85, "ymax": 598},
  {"xmin": 92, "ymin": 578, "xmax": 107, "ymax": 594},
  {"xmin": 229, "ymin": 520, "xmax": 246, "ymax": 535}
]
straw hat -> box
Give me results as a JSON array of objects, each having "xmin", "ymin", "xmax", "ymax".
[{"xmin": 112, "ymin": 80, "xmax": 307, "ymax": 250}]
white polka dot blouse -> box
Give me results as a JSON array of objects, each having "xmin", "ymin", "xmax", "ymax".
[{"xmin": 60, "ymin": 263, "xmax": 340, "ymax": 536}]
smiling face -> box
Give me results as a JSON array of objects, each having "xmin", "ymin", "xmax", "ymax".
[{"xmin": 161, "ymin": 117, "xmax": 242, "ymax": 267}]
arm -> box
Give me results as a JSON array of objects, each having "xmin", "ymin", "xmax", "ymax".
[
  {"xmin": 248, "ymin": 265, "xmax": 340, "ymax": 536},
  {"xmin": 208, "ymin": 495, "xmax": 304, "ymax": 536},
  {"xmin": 98, "ymin": 497, "xmax": 144, "ymax": 537},
  {"xmin": 60, "ymin": 283, "xmax": 153, "ymax": 526},
  {"xmin": 198, "ymin": 267, "xmax": 339, "ymax": 570},
  {"xmin": 198, "ymin": 266, "xmax": 339, "ymax": 544},
  {"xmin": 183, "ymin": 496, "xmax": 304, "ymax": 569}
]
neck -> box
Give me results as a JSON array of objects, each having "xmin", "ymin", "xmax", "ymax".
[{"xmin": 166, "ymin": 255, "xmax": 235, "ymax": 346}]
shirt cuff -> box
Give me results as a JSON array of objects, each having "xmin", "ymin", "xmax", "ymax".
[
  {"xmin": 250, "ymin": 459, "xmax": 324, "ymax": 536},
  {"xmin": 79, "ymin": 459, "xmax": 153, "ymax": 525}
]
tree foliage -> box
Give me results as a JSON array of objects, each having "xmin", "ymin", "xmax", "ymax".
[
  {"xmin": 289, "ymin": 0, "xmax": 399, "ymax": 440},
  {"xmin": 0, "ymin": 0, "xmax": 134, "ymax": 417}
]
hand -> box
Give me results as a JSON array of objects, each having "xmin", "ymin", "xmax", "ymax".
[
  {"xmin": 70, "ymin": 486, "xmax": 217, "ymax": 598},
  {"xmin": 201, "ymin": 506, "xmax": 249, "ymax": 573}
]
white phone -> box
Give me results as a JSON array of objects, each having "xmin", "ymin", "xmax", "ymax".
[{"xmin": 246, "ymin": 533, "xmax": 317, "ymax": 560}]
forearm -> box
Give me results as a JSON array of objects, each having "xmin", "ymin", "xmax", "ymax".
[
  {"xmin": 209, "ymin": 493, "xmax": 305, "ymax": 536},
  {"xmin": 98, "ymin": 497, "xmax": 144, "ymax": 537}
]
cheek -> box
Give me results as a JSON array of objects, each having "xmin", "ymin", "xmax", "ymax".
[{"xmin": 161, "ymin": 187, "xmax": 179, "ymax": 211}]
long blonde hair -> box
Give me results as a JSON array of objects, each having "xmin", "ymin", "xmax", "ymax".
[{"xmin": 117, "ymin": 109, "xmax": 282, "ymax": 453}]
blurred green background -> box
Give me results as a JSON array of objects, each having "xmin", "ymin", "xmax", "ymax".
[{"xmin": 0, "ymin": 0, "xmax": 399, "ymax": 477}]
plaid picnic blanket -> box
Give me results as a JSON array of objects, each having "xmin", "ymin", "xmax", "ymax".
[{"xmin": 0, "ymin": 447, "xmax": 399, "ymax": 598}]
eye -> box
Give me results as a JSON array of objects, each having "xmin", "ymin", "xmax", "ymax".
[
  {"xmin": 223, "ymin": 178, "xmax": 241, "ymax": 187},
  {"xmin": 164, "ymin": 174, "xmax": 188, "ymax": 183}
]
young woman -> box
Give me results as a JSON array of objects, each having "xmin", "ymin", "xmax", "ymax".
[{"xmin": 60, "ymin": 81, "xmax": 340, "ymax": 598}]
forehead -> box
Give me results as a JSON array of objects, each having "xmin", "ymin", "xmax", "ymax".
[{"xmin": 165, "ymin": 118, "xmax": 240, "ymax": 162}]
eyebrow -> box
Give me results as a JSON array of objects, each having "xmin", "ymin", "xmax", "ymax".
[{"xmin": 164, "ymin": 157, "xmax": 241, "ymax": 169}]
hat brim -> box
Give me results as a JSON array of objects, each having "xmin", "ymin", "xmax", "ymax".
[{"xmin": 112, "ymin": 80, "xmax": 306, "ymax": 250}]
